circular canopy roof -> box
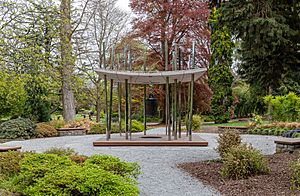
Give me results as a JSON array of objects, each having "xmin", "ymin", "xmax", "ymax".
[{"xmin": 95, "ymin": 68, "xmax": 207, "ymax": 84}]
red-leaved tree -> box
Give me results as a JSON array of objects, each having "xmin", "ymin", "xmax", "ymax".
[
  {"xmin": 130, "ymin": 0, "xmax": 210, "ymax": 69},
  {"xmin": 130, "ymin": 0, "xmax": 212, "ymax": 114}
]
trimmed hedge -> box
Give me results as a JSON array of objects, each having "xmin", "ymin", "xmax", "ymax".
[
  {"xmin": 0, "ymin": 150, "xmax": 140, "ymax": 196},
  {"xmin": 0, "ymin": 118, "xmax": 36, "ymax": 139}
]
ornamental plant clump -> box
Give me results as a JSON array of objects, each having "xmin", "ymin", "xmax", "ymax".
[
  {"xmin": 0, "ymin": 118, "xmax": 36, "ymax": 139},
  {"xmin": 290, "ymin": 153, "xmax": 300, "ymax": 191},
  {"xmin": 221, "ymin": 144, "xmax": 270, "ymax": 179},
  {"xmin": 35, "ymin": 123, "xmax": 58, "ymax": 138},
  {"xmin": 217, "ymin": 130, "xmax": 241, "ymax": 158},
  {"xmin": 264, "ymin": 92, "xmax": 300, "ymax": 122},
  {"xmin": 0, "ymin": 150, "xmax": 140, "ymax": 196},
  {"xmin": 192, "ymin": 115, "xmax": 202, "ymax": 131}
]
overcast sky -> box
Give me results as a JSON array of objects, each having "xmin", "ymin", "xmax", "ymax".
[{"xmin": 116, "ymin": 0, "xmax": 131, "ymax": 12}]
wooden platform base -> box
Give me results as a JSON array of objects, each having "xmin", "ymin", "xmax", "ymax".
[
  {"xmin": 0, "ymin": 146, "xmax": 21, "ymax": 152},
  {"xmin": 93, "ymin": 140, "xmax": 208, "ymax": 147}
]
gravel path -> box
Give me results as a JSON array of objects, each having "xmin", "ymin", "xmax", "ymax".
[{"xmin": 4, "ymin": 128, "xmax": 278, "ymax": 196}]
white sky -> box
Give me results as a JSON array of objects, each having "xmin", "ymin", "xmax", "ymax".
[{"xmin": 116, "ymin": 0, "xmax": 131, "ymax": 12}]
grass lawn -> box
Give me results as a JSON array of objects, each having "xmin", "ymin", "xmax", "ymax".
[{"xmin": 204, "ymin": 121, "xmax": 250, "ymax": 127}]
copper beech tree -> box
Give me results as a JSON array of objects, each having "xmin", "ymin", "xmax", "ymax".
[{"xmin": 130, "ymin": 0, "xmax": 212, "ymax": 113}]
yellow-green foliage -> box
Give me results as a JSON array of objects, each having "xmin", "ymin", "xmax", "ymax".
[
  {"xmin": 217, "ymin": 130, "xmax": 241, "ymax": 157},
  {"xmin": 49, "ymin": 119, "xmax": 65, "ymax": 129},
  {"xmin": 36, "ymin": 123, "xmax": 58, "ymax": 138},
  {"xmin": 264, "ymin": 92, "xmax": 300, "ymax": 122},
  {"xmin": 0, "ymin": 151, "xmax": 27, "ymax": 180},
  {"xmin": 0, "ymin": 151, "xmax": 140, "ymax": 196},
  {"xmin": 221, "ymin": 145, "xmax": 270, "ymax": 179},
  {"xmin": 290, "ymin": 154, "xmax": 300, "ymax": 191},
  {"xmin": 192, "ymin": 115, "xmax": 202, "ymax": 131},
  {"xmin": 0, "ymin": 72, "xmax": 27, "ymax": 118}
]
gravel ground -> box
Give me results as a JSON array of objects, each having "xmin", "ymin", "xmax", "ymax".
[{"xmin": 4, "ymin": 128, "xmax": 278, "ymax": 196}]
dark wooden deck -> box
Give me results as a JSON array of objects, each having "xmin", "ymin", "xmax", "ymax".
[{"xmin": 93, "ymin": 134, "xmax": 208, "ymax": 147}]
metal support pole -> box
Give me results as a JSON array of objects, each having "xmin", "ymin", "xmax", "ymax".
[
  {"xmin": 178, "ymin": 48, "xmax": 182, "ymax": 138},
  {"xmin": 186, "ymin": 83, "xmax": 190, "ymax": 136},
  {"xmin": 143, "ymin": 49, "xmax": 147, "ymax": 135},
  {"xmin": 178, "ymin": 81, "xmax": 182, "ymax": 138},
  {"xmin": 104, "ymin": 75, "xmax": 109, "ymax": 141},
  {"xmin": 117, "ymin": 55, "xmax": 122, "ymax": 136},
  {"xmin": 189, "ymin": 74, "xmax": 194, "ymax": 141},
  {"xmin": 108, "ymin": 47, "xmax": 114, "ymax": 139},
  {"xmin": 164, "ymin": 41, "xmax": 168, "ymax": 135},
  {"xmin": 166, "ymin": 76, "xmax": 171, "ymax": 140},
  {"xmin": 128, "ymin": 49, "xmax": 132, "ymax": 139},
  {"xmin": 125, "ymin": 79, "xmax": 129, "ymax": 140},
  {"xmin": 174, "ymin": 79, "xmax": 177, "ymax": 140}
]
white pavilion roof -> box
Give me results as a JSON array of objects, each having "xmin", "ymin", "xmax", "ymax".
[{"xmin": 95, "ymin": 68, "xmax": 207, "ymax": 84}]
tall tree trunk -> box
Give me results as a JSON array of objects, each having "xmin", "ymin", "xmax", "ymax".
[{"xmin": 60, "ymin": 0, "xmax": 75, "ymax": 122}]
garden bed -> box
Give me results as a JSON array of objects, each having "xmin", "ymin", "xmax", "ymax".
[{"xmin": 178, "ymin": 152, "xmax": 300, "ymax": 196}]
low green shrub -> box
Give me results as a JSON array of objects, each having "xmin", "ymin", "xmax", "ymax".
[
  {"xmin": 35, "ymin": 123, "xmax": 57, "ymax": 138},
  {"xmin": 88, "ymin": 123, "xmax": 106, "ymax": 134},
  {"xmin": 0, "ymin": 118, "xmax": 36, "ymax": 139},
  {"xmin": 18, "ymin": 154, "xmax": 75, "ymax": 184},
  {"xmin": 44, "ymin": 148, "xmax": 87, "ymax": 164},
  {"xmin": 221, "ymin": 144, "xmax": 269, "ymax": 179},
  {"xmin": 0, "ymin": 151, "xmax": 26, "ymax": 180},
  {"xmin": 217, "ymin": 130, "xmax": 241, "ymax": 158},
  {"xmin": 290, "ymin": 155, "xmax": 300, "ymax": 191},
  {"xmin": 84, "ymin": 155, "xmax": 141, "ymax": 179},
  {"xmin": 192, "ymin": 115, "xmax": 202, "ymax": 131},
  {"xmin": 131, "ymin": 120, "xmax": 144, "ymax": 132},
  {"xmin": 49, "ymin": 119, "xmax": 65, "ymax": 129},
  {"xmin": 261, "ymin": 129, "xmax": 269, "ymax": 135},
  {"xmin": 23, "ymin": 165, "xmax": 139, "ymax": 196},
  {"xmin": 293, "ymin": 133, "xmax": 300, "ymax": 138},
  {"xmin": 89, "ymin": 120, "xmax": 144, "ymax": 135},
  {"xmin": 0, "ymin": 151, "xmax": 140, "ymax": 196},
  {"xmin": 44, "ymin": 147, "xmax": 77, "ymax": 156}
]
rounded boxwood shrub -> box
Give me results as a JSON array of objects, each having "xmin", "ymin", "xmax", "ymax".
[
  {"xmin": 131, "ymin": 120, "xmax": 144, "ymax": 132},
  {"xmin": 192, "ymin": 115, "xmax": 202, "ymax": 131},
  {"xmin": 221, "ymin": 144, "xmax": 269, "ymax": 179},
  {"xmin": 84, "ymin": 155, "xmax": 141, "ymax": 179},
  {"xmin": 23, "ymin": 165, "xmax": 139, "ymax": 196},
  {"xmin": 35, "ymin": 123, "xmax": 58, "ymax": 138},
  {"xmin": 217, "ymin": 130, "xmax": 241, "ymax": 158},
  {"xmin": 0, "ymin": 118, "xmax": 36, "ymax": 139},
  {"xmin": 0, "ymin": 151, "xmax": 140, "ymax": 196},
  {"xmin": 88, "ymin": 123, "xmax": 106, "ymax": 134}
]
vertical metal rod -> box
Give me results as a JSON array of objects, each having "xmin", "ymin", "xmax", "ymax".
[
  {"xmin": 171, "ymin": 51, "xmax": 175, "ymax": 137},
  {"xmin": 186, "ymin": 83, "xmax": 190, "ymax": 136},
  {"xmin": 174, "ymin": 79, "xmax": 177, "ymax": 140},
  {"xmin": 125, "ymin": 79, "xmax": 129, "ymax": 140},
  {"xmin": 164, "ymin": 40, "xmax": 168, "ymax": 135},
  {"xmin": 124, "ymin": 46, "xmax": 128, "ymax": 140},
  {"xmin": 172, "ymin": 50, "xmax": 177, "ymax": 140},
  {"xmin": 117, "ymin": 55, "xmax": 122, "ymax": 136},
  {"xmin": 143, "ymin": 48, "xmax": 147, "ymax": 135},
  {"xmin": 108, "ymin": 46, "xmax": 114, "ymax": 139},
  {"xmin": 178, "ymin": 48, "xmax": 182, "ymax": 138},
  {"xmin": 189, "ymin": 41, "xmax": 196, "ymax": 141},
  {"xmin": 189, "ymin": 74, "xmax": 194, "ymax": 141},
  {"xmin": 128, "ymin": 48, "xmax": 132, "ymax": 140},
  {"xmin": 104, "ymin": 75, "xmax": 109, "ymax": 141},
  {"xmin": 166, "ymin": 76, "xmax": 171, "ymax": 140}
]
